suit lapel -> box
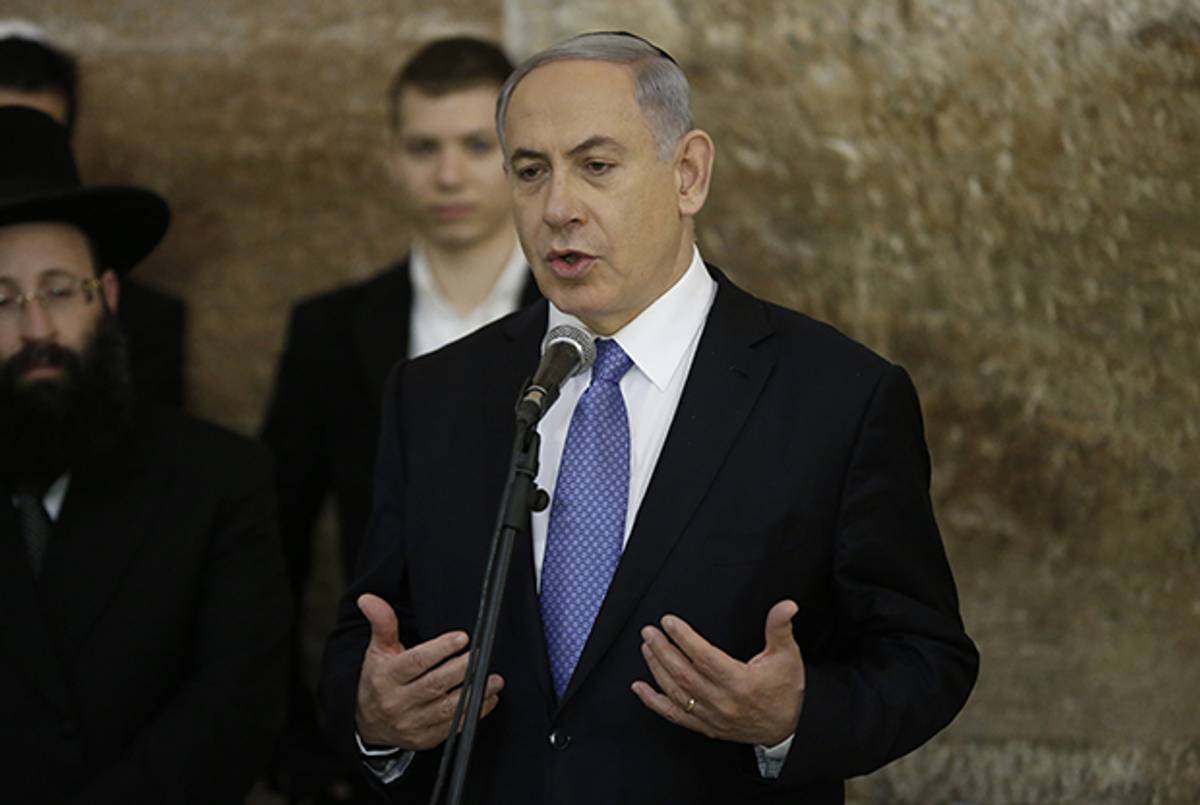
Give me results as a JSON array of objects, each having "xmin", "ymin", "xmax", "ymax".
[
  {"xmin": 517, "ymin": 272, "xmax": 543, "ymax": 309},
  {"xmin": 508, "ymin": 501, "xmax": 555, "ymax": 708},
  {"xmin": 354, "ymin": 262, "xmax": 539, "ymax": 413},
  {"xmin": 559, "ymin": 268, "xmax": 776, "ymax": 707},
  {"xmin": 0, "ymin": 488, "xmax": 71, "ymax": 710},
  {"xmin": 41, "ymin": 438, "xmax": 172, "ymax": 650},
  {"xmin": 352, "ymin": 261, "xmax": 413, "ymax": 412},
  {"xmin": 467, "ymin": 302, "xmax": 557, "ymax": 706},
  {"xmin": 352, "ymin": 262, "xmax": 538, "ymax": 412}
]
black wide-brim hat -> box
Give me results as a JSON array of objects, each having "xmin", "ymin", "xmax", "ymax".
[{"xmin": 0, "ymin": 105, "xmax": 169, "ymax": 273}]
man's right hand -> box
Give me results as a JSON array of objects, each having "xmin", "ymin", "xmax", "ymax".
[{"xmin": 354, "ymin": 593, "xmax": 505, "ymax": 751}]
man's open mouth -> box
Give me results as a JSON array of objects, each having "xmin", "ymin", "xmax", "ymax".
[{"xmin": 546, "ymin": 249, "xmax": 596, "ymax": 277}]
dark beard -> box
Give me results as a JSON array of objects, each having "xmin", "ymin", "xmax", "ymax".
[{"xmin": 0, "ymin": 311, "xmax": 135, "ymax": 484}]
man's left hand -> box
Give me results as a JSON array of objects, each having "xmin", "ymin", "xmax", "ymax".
[{"xmin": 631, "ymin": 599, "xmax": 805, "ymax": 747}]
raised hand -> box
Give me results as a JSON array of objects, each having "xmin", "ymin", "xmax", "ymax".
[
  {"xmin": 354, "ymin": 593, "xmax": 504, "ymax": 751},
  {"xmin": 631, "ymin": 599, "xmax": 805, "ymax": 747}
]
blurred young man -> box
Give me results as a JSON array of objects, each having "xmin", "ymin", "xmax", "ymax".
[
  {"xmin": 0, "ymin": 105, "xmax": 289, "ymax": 805},
  {"xmin": 263, "ymin": 35, "xmax": 538, "ymax": 607},
  {"xmin": 261, "ymin": 36, "xmax": 538, "ymax": 803}
]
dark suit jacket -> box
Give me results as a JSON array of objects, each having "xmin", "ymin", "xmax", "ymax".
[
  {"xmin": 321, "ymin": 267, "xmax": 978, "ymax": 804},
  {"xmin": 119, "ymin": 279, "xmax": 187, "ymax": 408},
  {"xmin": 261, "ymin": 259, "xmax": 541, "ymax": 589},
  {"xmin": 0, "ymin": 405, "xmax": 290, "ymax": 805}
]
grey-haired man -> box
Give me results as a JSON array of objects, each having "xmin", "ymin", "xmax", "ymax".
[{"xmin": 322, "ymin": 32, "xmax": 977, "ymax": 804}]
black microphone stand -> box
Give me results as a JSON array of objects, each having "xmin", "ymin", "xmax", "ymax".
[{"xmin": 428, "ymin": 404, "xmax": 548, "ymax": 805}]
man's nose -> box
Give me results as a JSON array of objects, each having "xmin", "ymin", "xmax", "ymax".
[
  {"xmin": 542, "ymin": 174, "xmax": 585, "ymax": 229},
  {"xmin": 435, "ymin": 149, "xmax": 464, "ymax": 188},
  {"xmin": 18, "ymin": 298, "xmax": 57, "ymax": 341}
]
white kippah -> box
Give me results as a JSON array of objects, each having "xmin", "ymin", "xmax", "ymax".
[{"xmin": 0, "ymin": 19, "xmax": 48, "ymax": 43}]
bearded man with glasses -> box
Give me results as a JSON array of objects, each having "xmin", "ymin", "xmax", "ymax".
[{"xmin": 0, "ymin": 105, "xmax": 290, "ymax": 804}]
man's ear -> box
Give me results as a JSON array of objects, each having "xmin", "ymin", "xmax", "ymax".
[
  {"xmin": 100, "ymin": 269, "xmax": 119, "ymax": 313},
  {"xmin": 674, "ymin": 129, "xmax": 715, "ymax": 217}
]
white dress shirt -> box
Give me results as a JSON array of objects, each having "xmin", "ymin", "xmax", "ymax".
[
  {"xmin": 531, "ymin": 244, "xmax": 716, "ymax": 585},
  {"xmin": 407, "ymin": 241, "xmax": 529, "ymax": 359}
]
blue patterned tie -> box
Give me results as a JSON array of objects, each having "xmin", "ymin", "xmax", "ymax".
[{"xmin": 541, "ymin": 338, "xmax": 633, "ymax": 700}]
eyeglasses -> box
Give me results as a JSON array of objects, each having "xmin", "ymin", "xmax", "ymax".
[{"xmin": 0, "ymin": 276, "xmax": 103, "ymax": 326}]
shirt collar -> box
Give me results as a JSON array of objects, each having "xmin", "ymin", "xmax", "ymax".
[
  {"xmin": 44, "ymin": 474, "xmax": 69, "ymax": 521},
  {"xmin": 409, "ymin": 239, "xmax": 528, "ymax": 314},
  {"xmin": 493, "ymin": 243, "xmax": 532, "ymax": 299},
  {"xmin": 9, "ymin": 473, "xmax": 69, "ymax": 522},
  {"xmin": 546, "ymin": 245, "xmax": 716, "ymax": 392},
  {"xmin": 409, "ymin": 241, "xmax": 437, "ymax": 299}
]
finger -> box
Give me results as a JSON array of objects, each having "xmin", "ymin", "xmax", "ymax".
[
  {"xmin": 479, "ymin": 693, "xmax": 502, "ymax": 719},
  {"xmin": 640, "ymin": 638, "xmax": 687, "ymax": 706},
  {"xmin": 460, "ymin": 682, "xmax": 505, "ymax": 731},
  {"xmin": 479, "ymin": 674, "xmax": 505, "ymax": 718},
  {"xmin": 432, "ymin": 673, "xmax": 506, "ymax": 730},
  {"xmin": 409, "ymin": 649, "xmax": 472, "ymax": 703},
  {"xmin": 485, "ymin": 672, "xmax": 505, "ymax": 697},
  {"xmin": 391, "ymin": 630, "xmax": 469, "ymax": 686},
  {"xmin": 761, "ymin": 599, "xmax": 800, "ymax": 655},
  {"xmin": 630, "ymin": 680, "xmax": 706, "ymax": 733},
  {"xmin": 641, "ymin": 631, "xmax": 717, "ymax": 709},
  {"xmin": 358, "ymin": 594, "xmax": 404, "ymax": 655},
  {"xmin": 657, "ymin": 615, "xmax": 742, "ymax": 686},
  {"xmin": 630, "ymin": 679, "xmax": 674, "ymax": 717}
]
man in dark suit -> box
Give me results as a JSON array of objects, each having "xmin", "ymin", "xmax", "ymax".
[
  {"xmin": 321, "ymin": 32, "xmax": 978, "ymax": 804},
  {"xmin": 0, "ymin": 23, "xmax": 188, "ymax": 408},
  {"xmin": 262, "ymin": 36, "xmax": 540, "ymax": 603},
  {"xmin": 0, "ymin": 106, "xmax": 289, "ymax": 804},
  {"xmin": 261, "ymin": 37, "xmax": 539, "ymax": 802}
]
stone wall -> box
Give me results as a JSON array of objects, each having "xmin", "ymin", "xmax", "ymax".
[{"xmin": 8, "ymin": 1, "xmax": 1199, "ymax": 801}]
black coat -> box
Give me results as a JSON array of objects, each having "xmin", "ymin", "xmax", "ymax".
[
  {"xmin": 261, "ymin": 260, "xmax": 541, "ymax": 589},
  {"xmin": 0, "ymin": 405, "xmax": 291, "ymax": 804},
  {"xmin": 321, "ymin": 266, "xmax": 979, "ymax": 804},
  {"xmin": 119, "ymin": 278, "xmax": 187, "ymax": 408}
]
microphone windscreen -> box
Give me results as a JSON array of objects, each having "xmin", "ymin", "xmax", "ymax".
[{"xmin": 541, "ymin": 324, "xmax": 595, "ymax": 376}]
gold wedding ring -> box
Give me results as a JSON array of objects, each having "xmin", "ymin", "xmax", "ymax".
[{"xmin": 684, "ymin": 696, "xmax": 697, "ymax": 714}]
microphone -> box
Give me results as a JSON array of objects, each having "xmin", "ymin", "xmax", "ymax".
[{"xmin": 516, "ymin": 324, "xmax": 595, "ymax": 428}]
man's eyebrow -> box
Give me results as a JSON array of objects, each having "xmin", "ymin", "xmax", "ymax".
[
  {"xmin": 509, "ymin": 146, "xmax": 546, "ymax": 163},
  {"xmin": 568, "ymin": 135, "xmax": 623, "ymax": 157},
  {"xmin": 510, "ymin": 136, "xmax": 626, "ymax": 164},
  {"xmin": 40, "ymin": 267, "xmax": 77, "ymax": 278},
  {"xmin": 0, "ymin": 268, "xmax": 74, "ymax": 288}
]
